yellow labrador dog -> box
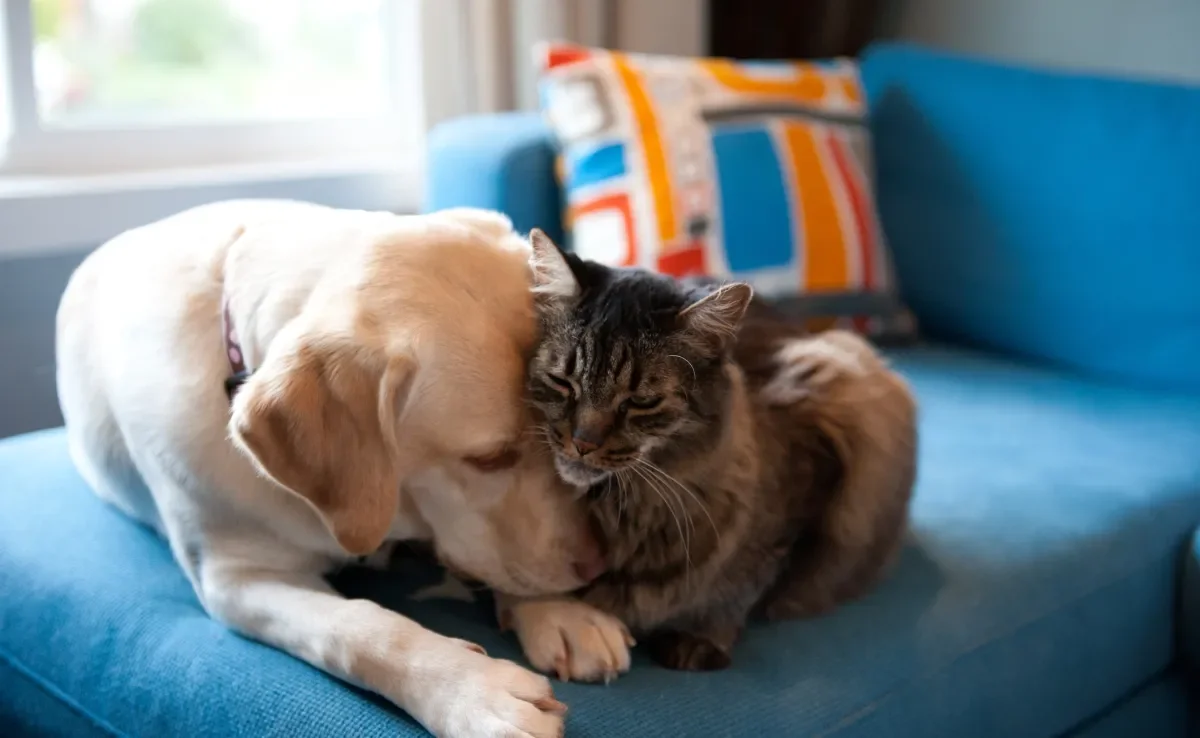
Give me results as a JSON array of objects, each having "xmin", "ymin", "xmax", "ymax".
[{"xmin": 56, "ymin": 200, "xmax": 605, "ymax": 738}]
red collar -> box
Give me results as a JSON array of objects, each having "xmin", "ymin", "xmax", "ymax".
[{"xmin": 222, "ymin": 297, "xmax": 251, "ymax": 400}]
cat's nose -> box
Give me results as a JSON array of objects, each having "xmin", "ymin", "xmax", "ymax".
[
  {"xmin": 572, "ymin": 413, "xmax": 612, "ymax": 456},
  {"xmin": 571, "ymin": 436, "xmax": 600, "ymax": 453},
  {"xmin": 571, "ymin": 432, "xmax": 604, "ymax": 456}
]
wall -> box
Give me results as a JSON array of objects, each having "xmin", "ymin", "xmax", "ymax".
[
  {"xmin": 882, "ymin": 0, "xmax": 1200, "ymax": 83},
  {"xmin": 505, "ymin": 0, "xmax": 707, "ymax": 111},
  {"xmin": 614, "ymin": 0, "xmax": 707, "ymax": 57},
  {"xmin": 0, "ymin": 248, "xmax": 86, "ymax": 437},
  {"xmin": 0, "ymin": 165, "xmax": 414, "ymax": 439}
]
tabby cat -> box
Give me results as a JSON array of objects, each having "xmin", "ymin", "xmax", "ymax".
[{"xmin": 499, "ymin": 230, "xmax": 918, "ymax": 679}]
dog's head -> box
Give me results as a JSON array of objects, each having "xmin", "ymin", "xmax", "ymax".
[{"xmin": 228, "ymin": 208, "xmax": 603, "ymax": 596}]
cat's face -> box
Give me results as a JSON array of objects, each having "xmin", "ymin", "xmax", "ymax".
[{"xmin": 525, "ymin": 230, "xmax": 752, "ymax": 487}]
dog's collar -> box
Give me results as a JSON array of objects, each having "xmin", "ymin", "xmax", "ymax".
[{"xmin": 222, "ymin": 296, "xmax": 251, "ymax": 400}]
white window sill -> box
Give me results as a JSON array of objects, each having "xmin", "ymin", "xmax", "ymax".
[{"xmin": 0, "ymin": 156, "xmax": 423, "ymax": 259}]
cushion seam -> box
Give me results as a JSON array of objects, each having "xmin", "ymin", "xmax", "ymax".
[
  {"xmin": 0, "ymin": 643, "xmax": 128, "ymax": 738},
  {"xmin": 1060, "ymin": 667, "xmax": 1180, "ymax": 736},
  {"xmin": 818, "ymin": 545, "xmax": 1184, "ymax": 737}
]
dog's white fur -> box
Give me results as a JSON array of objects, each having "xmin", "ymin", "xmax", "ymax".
[{"xmin": 56, "ymin": 200, "xmax": 602, "ymax": 738}]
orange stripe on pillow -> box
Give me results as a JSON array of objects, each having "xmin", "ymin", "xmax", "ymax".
[
  {"xmin": 700, "ymin": 60, "xmax": 827, "ymax": 103},
  {"xmin": 839, "ymin": 76, "xmax": 863, "ymax": 105},
  {"xmin": 611, "ymin": 53, "xmax": 676, "ymax": 246},
  {"xmin": 781, "ymin": 122, "xmax": 848, "ymax": 292},
  {"xmin": 826, "ymin": 131, "xmax": 875, "ymax": 290}
]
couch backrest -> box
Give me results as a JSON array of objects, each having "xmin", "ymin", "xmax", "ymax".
[{"xmin": 863, "ymin": 43, "xmax": 1200, "ymax": 391}]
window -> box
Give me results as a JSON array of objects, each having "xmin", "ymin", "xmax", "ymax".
[
  {"xmin": 1, "ymin": 0, "xmax": 422, "ymax": 174},
  {"xmin": 34, "ymin": 0, "xmax": 388, "ymax": 124},
  {"xmin": 0, "ymin": 0, "xmax": 440, "ymax": 258}
]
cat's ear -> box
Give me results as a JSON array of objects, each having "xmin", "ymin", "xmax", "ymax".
[
  {"xmin": 678, "ymin": 282, "xmax": 754, "ymax": 352},
  {"xmin": 528, "ymin": 228, "xmax": 579, "ymax": 301}
]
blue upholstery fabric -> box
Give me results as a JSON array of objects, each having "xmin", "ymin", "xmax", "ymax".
[
  {"xmin": 424, "ymin": 111, "xmax": 564, "ymax": 245},
  {"xmin": 862, "ymin": 44, "xmax": 1200, "ymax": 391},
  {"xmin": 3, "ymin": 347, "xmax": 1199, "ymax": 737},
  {"xmin": 0, "ymin": 428, "xmax": 425, "ymax": 737},
  {"xmin": 1066, "ymin": 674, "xmax": 1192, "ymax": 738}
]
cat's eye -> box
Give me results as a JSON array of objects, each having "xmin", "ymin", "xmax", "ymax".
[
  {"xmin": 545, "ymin": 373, "xmax": 574, "ymax": 396},
  {"xmin": 464, "ymin": 447, "xmax": 521, "ymax": 472},
  {"xmin": 624, "ymin": 396, "xmax": 662, "ymax": 411}
]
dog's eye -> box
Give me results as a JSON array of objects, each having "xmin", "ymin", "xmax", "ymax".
[
  {"xmin": 623, "ymin": 396, "xmax": 662, "ymax": 411},
  {"xmin": 545, "ymin": 373, "xmax": 574, "ymax": 396},
  {"xmin": 465, "ymin": 447, "xmax": 521, "ymax": 472}
]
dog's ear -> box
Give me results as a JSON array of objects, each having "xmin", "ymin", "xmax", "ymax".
[{"xmin": 229, "ymin": 333, "xmax": 415, "ymax": 556}]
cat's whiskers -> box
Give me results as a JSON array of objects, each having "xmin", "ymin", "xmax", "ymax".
[
  {"xmin": 522, "ymin": 425, "xmax": 551, "ymax": 441},
  {"xmin": 602, "ymin": 471, "xmax": 621, "ymax": 522},
  {"xmin": 614, "ymin": 469, "xmax": 631, "ymax": 526},
  {"xmin": 628, "ymin": 462, "xmax": 692, "ymax": 574},
  {"xmin": 639, "ymin": 459, "xmax": 720, "ymax": 543},
  {"xmin": 650, "ymin": 470, "xmax": 702, "ymax": 590},
  {"xmin": 524, "ymin": 426, "xmax": 561, "ymax": 455},
  {"xmin": 635, "ymin": 465, "xmax": 696, "ymax": 579},
  {"xmin": 635, "ymin": 459, "xmax": 697, "ymax": 554},
  {"xmin": 668, "ymin": 354, "xmax": 698, "ymax": 389}
]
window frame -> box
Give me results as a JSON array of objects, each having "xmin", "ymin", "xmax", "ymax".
[
  {"xmin": 0, "ymin": 0, "xmax": 443, "ymax": 259},
  {"xmin": 0, "ymin": 0, "xmax": 425, "ymax": 175}
]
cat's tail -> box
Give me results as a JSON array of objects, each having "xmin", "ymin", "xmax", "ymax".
[{"xmin": 760, "ymin": 330, "xmax": 918, "ymax": 619}]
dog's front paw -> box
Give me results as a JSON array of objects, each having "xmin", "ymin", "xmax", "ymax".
[
  {"xmin": 506, "ymin": 597, "xmax": 634, "ymax": 684},
  {"xmin": 412, "ymin": 636, "xmax": 566, "ymax": 738}
]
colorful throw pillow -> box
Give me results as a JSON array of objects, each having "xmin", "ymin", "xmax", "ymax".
[{"xmin": 535, "ymin": 43, "xmax": 915, "ymax": 340}]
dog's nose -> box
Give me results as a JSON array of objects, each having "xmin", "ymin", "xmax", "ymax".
[
  {"xmin": 572, "ymin": 525, "xmax": 607, "ymax": 583},
  {"xmin": 573, "ymin": 551, "xmax": 607, "ymax": 583}
]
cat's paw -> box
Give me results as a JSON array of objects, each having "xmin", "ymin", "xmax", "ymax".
[
  {"xmin": 647, "ymin": 631, "xmax": 732, "ymax": 671},
  {"xmin": 762, "ymin": 330, "xmax": 874, "ymax": 405},
  {"xmin": 505, "ymin": 598, "xmax": 635, "ymax": 684}
]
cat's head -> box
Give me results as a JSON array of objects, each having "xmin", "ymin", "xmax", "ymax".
[{"xmin": 525, "ymin": 229, "xmax": 753, "ymax": 487}]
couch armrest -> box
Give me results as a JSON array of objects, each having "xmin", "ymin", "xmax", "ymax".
[
  {"xmin": 1184, "ymin": 528, "xmax": 1200, "ymax": 676},
  {"xmin": 424, "ymin": 112, "xmax": 564, "ymax": 244}
]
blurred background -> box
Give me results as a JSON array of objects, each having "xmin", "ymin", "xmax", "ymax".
[
  {"xmin": 30, "ymin": 0, "xmax": 388, "ymax": 124},
  {"xmin": 0, "ymin": 0, "xmax": 1197, "ymax": 437}
]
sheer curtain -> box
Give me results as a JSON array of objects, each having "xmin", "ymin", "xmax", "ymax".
[{"xmin": 422, "ymin": 0, "xmax": 706, "ymax": 125}]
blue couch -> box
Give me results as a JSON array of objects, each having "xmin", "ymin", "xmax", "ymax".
[{"xmin": 3, "ymin": 44, "xmax": 1198, "ymax": 737}]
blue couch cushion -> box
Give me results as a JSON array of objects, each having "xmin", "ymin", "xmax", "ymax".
[
  {"xmin": 425, "ymin": 111, "xmax": 566, "ymax": 246},
  {"xmin": 863, "ymin": 43, "xmax": 1200, "ymax": 391},
  {"xmin": 0, "ymin": 429, "xmax": 425, "ymax": 737},
  {"xmin": 2, "ymin": 347, "xmax": 1199, "ymax": 737},
  {"xmin": 1067, "ymin": 674, "xmax": 1191, "ymax": 738}
]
